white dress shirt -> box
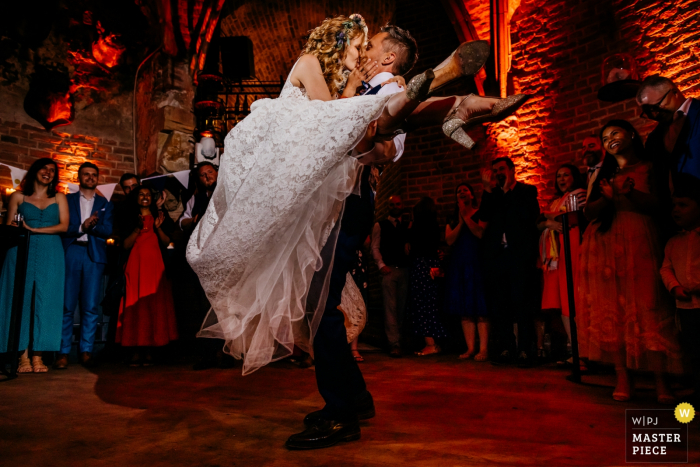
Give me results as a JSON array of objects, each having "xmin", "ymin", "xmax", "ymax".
[
  {"xmin": 371, "ymin": 215, "xmax": 400, "ymax": 270},
  {"xmin": 179, "ymin": 196, "xmax": 196, "ymax": 228},
  {"xmin": 78, "ymin": 190, "xmax": 96, "ymax": 241},
  {"xmin": 353, "ymin": 72, "xmax": 406, "ymax": 163},
  {"xmin": 586, "ymin": 161, "xmax": 603, "ymax": 185},
  {"xmin": 678, "ymin": 97, "xmax": 693, "ymax": 116}
]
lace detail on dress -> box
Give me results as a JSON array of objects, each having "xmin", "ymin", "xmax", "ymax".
[{"xmin": 187, "ymin": 60, "xmax": 392, "ymax": 374}]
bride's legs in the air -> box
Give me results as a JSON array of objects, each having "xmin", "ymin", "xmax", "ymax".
[
  {"xmin": 375, "ymin": 40, "xmax": 490, "ymax": 134},
  {"xmin": 374, "ymin": 40, "xmax": 530, "ymax": 148}
]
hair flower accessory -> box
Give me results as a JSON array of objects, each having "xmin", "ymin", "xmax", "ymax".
[
  {"xmin": 335, "ymin": 14, "xmax": 368, "ymax": 49},
  {"xmin": 349, "ymin": 13, "xmax": 369, "ymax": 41},
  {"xmin": 336, "ymin": 30, "xmax": 346, "ymax": 49}
]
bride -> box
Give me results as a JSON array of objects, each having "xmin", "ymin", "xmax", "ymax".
[{"xmin": 187, "ymin": 14, "xmax": 521, "ymax": 375}]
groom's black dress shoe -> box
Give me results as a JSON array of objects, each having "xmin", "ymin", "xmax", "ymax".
[
  {"xmin": 303, "ymin": 391, "xmax": 375, "ymax": 428},
  {"xmin": 285, "ymin": 419, "xmax": 361, "ymax": 450}
]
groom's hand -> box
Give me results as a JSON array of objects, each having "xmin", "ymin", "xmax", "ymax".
[{"xmin": 355, "ymin": 120, "xmax": 378, "ymax": 154}]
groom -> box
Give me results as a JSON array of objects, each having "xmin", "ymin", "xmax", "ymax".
[{"xmin": 285, "ymin": 24, "xmax": 418, "ymax": 450}]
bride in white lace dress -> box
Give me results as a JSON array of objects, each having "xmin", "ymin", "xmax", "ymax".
[{"xmin": 186, "ymin": 14, "xmax": 508, "ymax": 374}]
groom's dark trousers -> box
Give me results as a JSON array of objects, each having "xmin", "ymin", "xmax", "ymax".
[{"xmin": 313, "ymin": 166, "xmax": 373, "ymax": 422}]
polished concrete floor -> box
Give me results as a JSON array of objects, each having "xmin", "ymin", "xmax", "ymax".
[{"xmin": 1, "ymin": 352, "xmax": 698, "ymax": 466}]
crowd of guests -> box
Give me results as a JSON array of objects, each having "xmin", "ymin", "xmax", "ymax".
[
  {"xmin": 368, "ymin": 74, "xmax": 699, "ymax": 406},
  {"xmin": 0, "ymin": 74, "xmax": 698, "ymax": 407},
  {"xmin": 0, "ymin": 159, "xmax": 220, "ymax": 372}
]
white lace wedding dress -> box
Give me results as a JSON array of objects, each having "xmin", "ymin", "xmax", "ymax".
[{"xmin": 187, "ymin": 62, "xmax": 391, "ymax": 374}]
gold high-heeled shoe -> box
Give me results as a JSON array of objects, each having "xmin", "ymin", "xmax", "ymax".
[
  {"xmin": 405, "ymin": 69, "xmax": 435, "ymax": 102},
  {"xmin": 442, "ymin": 94, "xmax": 532, "ymax": 149}
]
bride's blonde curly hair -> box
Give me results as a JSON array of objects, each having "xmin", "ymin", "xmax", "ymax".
[{"xmin": 301, "ymin": 14, "xmax": 368, "ymax": 96}]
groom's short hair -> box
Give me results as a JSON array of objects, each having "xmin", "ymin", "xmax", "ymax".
[{"xmin": 380, "ymin": 24, "xmax": 418, "ymax": 76}]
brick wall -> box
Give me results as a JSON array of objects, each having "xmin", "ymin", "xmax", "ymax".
[
  {"xmin": 391, "ymin": 0, "xmax": 700, "ymax": 213},
  {"xmin": 0, "ymin": 119, "xmax": 134, "ymax": 192},
  {"xmin": 220, "ymin": 1, "xmax": 398, "ymax": 82},
  {"xmin": 362, "ymin": 0, "xmax": 700, "ymax": 344}
]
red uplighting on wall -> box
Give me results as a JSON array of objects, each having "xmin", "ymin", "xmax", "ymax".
[
  {"xmin": 46, "ymin": 93, "xmax": 74, "ymax": 125},
  {"xmin": 92, "ymin": 33, "xmax": 126, "ymax": 68}
]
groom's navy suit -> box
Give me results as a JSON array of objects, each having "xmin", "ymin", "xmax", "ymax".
[
  {"xmin": 313, "ymin": 75, "xmax": 404, "ymax": 421},
  {"xmin": 314, "ymin": 166, "xmax": 374, "ymax": 421}
]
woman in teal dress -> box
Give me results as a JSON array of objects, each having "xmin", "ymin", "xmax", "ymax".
[{"xmin": 1, "ymin": 158, "xmax": 69, "ymax": 373}]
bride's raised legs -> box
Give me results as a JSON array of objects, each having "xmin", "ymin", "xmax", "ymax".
[
  {"xmin": 373, "ymin": 40, "xmax": 529, "ymax": 149},
  {"xmin": 375, "ymin": 40, "xmax": 490, "ymax": 136}
]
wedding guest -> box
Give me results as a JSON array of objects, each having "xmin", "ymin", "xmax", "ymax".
[
  {"xmin": 408, "ymin": 196, "xmax": 446, "ymax": 356},
  {"xmin": 581, "ymin": 136, "xmax": 605, "ymax": 185},
  {"xmin": 479, "ymin": 157, "xmax": 541, "ymax": 366},
  {"xmin": 119, "ymin": 173, "xmax": 140, "ymax": 196},
  {"xmin": 0, "ymin": 158, "xmax": 68, "ymax": 373},
  {"xmin": 637, "ymin": 75, "xmax": 700, "ymax": 185},
  {"xmin": 537, "ymin": 164, "xmax": 586, "ymax": 364},
  {"xmin": 56, "ymin": 162, "xmax": 113, "ymax": 369},
  {"xmin": 114, "ymin": 174, "xmax": 168, "ymax": 235},
  {"xmin": 578, "ymin": 119, "xmax": 682, "ymax": 403},
  {"xmin": 660, "ymin": 177, "xmax": 700, "ymax": 405},
  {"xmin": 172, "ymin": 162, "xmax": 231, "ymax": 369},
  {"xmin": 371, "ymin": 195, "xmax": 409, "ymax": 357},
  {"xmin": 637, "ymin": 75, "xmax": 699, "ymax": 241},
  {"xmin": 179, "ymin": 162, "xmax": 217, "ymax": 231},
  {"xmin": 444, "ymin": 183, "xmax": 488, "ymax": 361},
  {"xmin": 116, "ymin": 186, "xmax": 178, "ymax": 366}
]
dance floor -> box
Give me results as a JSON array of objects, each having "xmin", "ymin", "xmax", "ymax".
[{"xmin": 2, "ymin": 352, "xmax": 698, "ymax": 466}]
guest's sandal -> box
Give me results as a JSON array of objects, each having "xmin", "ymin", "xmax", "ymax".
[
  {"xmin": 415, "ymin": 345, "xmax": 441, "ymax": 356},
  {"xmin": 17, "ymin": 356, "xmax": 33, "ymax": 374},
  {"xmin": 474, "ymin": 352, "xmax": 488, "ymax": 362},
  {"xmin": 31, "ymin": 356, "xmax": 48, "ymax": 373},
  {"xmin": 351, "ymin": 350, "xmax": 364, "ymax": 363}
]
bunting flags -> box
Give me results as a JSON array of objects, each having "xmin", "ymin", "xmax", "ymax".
[
  {"xmin": 65, "ymin": 182, "xmax": 119, "ymax": 202},
  {"xmin": 141, "ymin": 170, "xmax": 190, "ymax": 190},
  {"xmin": 1, "ymin": 162, "xmax": 189, "ymax": 202},
  {"xmin": 0, "ymin": 163, "xmax": 28, "ymax": 189}
]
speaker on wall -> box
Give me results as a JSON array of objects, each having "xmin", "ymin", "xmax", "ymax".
[{"xmin": 220, "ymin": 36, "xmax": 255, "ymax": 81}]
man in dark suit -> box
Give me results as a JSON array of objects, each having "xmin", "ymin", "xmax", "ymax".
[
  {"xmin": 285, "ymin": 25, "xmax": 419, "ymax": 451},
  {"xmin": 637, "ymin": 75, "xmax": 700, "ymax": 241},
  {"xmin": 55, "ymin": 162, "xmax": 113, "ymax": 369},
  {"xmin": 479, "ymin": 157, "xmax": 541, "ymax": 367}
]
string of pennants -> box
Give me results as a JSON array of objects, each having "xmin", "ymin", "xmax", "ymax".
[{"xmin": 0, "ymin": 163, "xmax": 190, "ymax": 203}]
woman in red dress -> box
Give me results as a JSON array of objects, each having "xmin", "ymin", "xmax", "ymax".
[
  {"xmin": 117, "ymin": 186, "xmax": 178, "ymax": 365},
  {"xmin": 577, "ymin": 120, "xmax": 681, "ymax": 403},
  {"xmin": 537, "ymin": 164, "xmax": 586, "ymax": 364}
]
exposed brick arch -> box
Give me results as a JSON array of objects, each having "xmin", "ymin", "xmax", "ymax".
[{"xmin": 219, "ymin": 1, "xmax": 398, "ymax": 82}]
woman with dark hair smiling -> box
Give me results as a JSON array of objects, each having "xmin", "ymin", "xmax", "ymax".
[
  {"xmin": 577, "ymin": 120, "xmax": 682, "ymax": 403},
  {"xmin": 116, "ymin": 186, "xmax": 178, "ymax": 366},
  {"xmin": 537, "ymin": 163, "xmax": 586, "ymax": 363},
  {"xmin": 0, "ymin": 158, "xmax": 68, "ymax": 373},
  {"xmin": 444, "ymin": 183, "xmax": 489, "ymax": 361}
]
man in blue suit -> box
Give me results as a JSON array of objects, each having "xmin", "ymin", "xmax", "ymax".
[{"xmin": 55, "ymin": 162, "xmax": 114, "ymax": 369}]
